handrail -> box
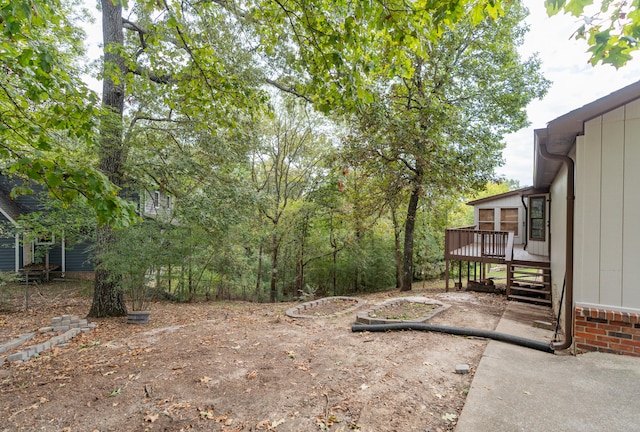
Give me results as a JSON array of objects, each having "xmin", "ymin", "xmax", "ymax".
[
  {"xmin": 445, "ymin": 228, "xmax": 514, "ymax": 263},
  {"xmin": 505, "ymin": 231, "xmax": 514, "ymax": 262}
]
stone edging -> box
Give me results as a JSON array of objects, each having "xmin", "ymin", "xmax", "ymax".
[
  {"xmin": 355, "ymin": 296, "xmax": 450, "ymax": 325},
  {"xmin": 0, "ymin": 315, "xmax": 96, "ymax": 365},
  {"xmin": 286, "ymin": 296, "xmax": 365, "ymax": 319}
]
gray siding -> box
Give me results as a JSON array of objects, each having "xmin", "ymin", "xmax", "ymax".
[
  {"xmin": 0, "ymin": 237, "xmax": 17, "ymax": 271},
  {"xmin": 63, "ymin": 241, "xmax": 94, "ymax": 271}
]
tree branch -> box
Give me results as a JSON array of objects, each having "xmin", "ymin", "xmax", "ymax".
[{"xmin": 265, "ymin": 78, "xmax": 314, "ymax": 104}]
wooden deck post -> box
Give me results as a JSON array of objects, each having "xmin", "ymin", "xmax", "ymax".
[{"xmin": 445, "ymin": 259, "xmax": 450, "ymax": 292}]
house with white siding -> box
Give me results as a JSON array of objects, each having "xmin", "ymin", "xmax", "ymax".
[{"xmin": 446, "ymin": 80, "xmax": 640, "ymax": 356}]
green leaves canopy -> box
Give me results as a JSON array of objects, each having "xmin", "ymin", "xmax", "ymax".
[
  {"xmin": 546, "ymin": 0, "xmax": 640, "ymax": 67},
  {"xmin": 1, "ymin": 0, "xmax": 138, "ymax": 226}
]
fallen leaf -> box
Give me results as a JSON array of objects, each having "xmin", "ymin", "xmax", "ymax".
[
  {"xmin": 199, "ymin": 409, "xmax": 214, "ymax": 419},
  {"xmin": 442, "ymin": 412, "xmax": 458, "ymax": 422},
  {"xmin": 256, "ymin": 420, "xmax": 270, "ymax": 429},
  {"xmin": 144, "ymin": 413, "xmax": 159, "ymax": 423},
  {"xmin": 246, "ymin": 370, "xmax": 258, "ymax": 379},
  {"xmin": 200, "ymin": 376, "xmax": 212, "ymax": 383},
  {"xmin": 272, "ymin": 418, "xmax": 285, "ymax": 428}
]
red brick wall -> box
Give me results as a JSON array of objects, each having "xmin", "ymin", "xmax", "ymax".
[{"xmin": 574, "ymin": 306, "xmax": 640, "ymax": 357}]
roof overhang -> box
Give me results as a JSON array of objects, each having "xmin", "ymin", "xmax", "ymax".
[
  {"xmin": 466, "ymin": 186, "xmax": 547, "ymax": 206},
  {"xmin": 534, "ymin": 80, "xmax": 640, "ymax": 189}
]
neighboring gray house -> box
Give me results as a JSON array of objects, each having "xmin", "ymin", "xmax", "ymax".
[
  {"xmin": 0, "ymin": 175, "xmax": 94, "ymax": 278},
  {"xmin": 0, "ymin": 175, "xmax": 173, "ymax": 278}
]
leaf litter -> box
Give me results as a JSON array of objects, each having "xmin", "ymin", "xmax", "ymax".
[{"xmin": 0, "ymin": 282, "xmax": 507, "ymax": 431}]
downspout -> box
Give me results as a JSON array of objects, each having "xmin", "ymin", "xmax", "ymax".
[
  {"xmin": 538, "ymin": 141, "xmax": 574, "ymax": 351},
  {"xmin": 520, "ymin": 195, "xmax": 528, "ymax": 250}
]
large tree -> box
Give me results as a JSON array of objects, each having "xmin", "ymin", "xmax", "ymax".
[
  {"xmin": 89, "ymin": 0, "xmax": 267, "ymax": 316},
  {"xmin": 250, "ymin": 99, "xmax": 331, "ymax": 302},
  {"xmin": 0, "ymin": 0, "xmax": 137, "ymax": 225},
  {"xmin": 345, "ymin": 1, "xmax": 549, "ymax": 290}
]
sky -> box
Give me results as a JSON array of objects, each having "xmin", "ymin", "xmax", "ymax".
[{"xmin": 498, "ymin": 2, "xmax": 640, "ymax": 186}]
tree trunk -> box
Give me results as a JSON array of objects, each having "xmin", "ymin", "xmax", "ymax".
[
  {"xmin": 391, "ymin": 208, "xmax": 403, "ymax": 290},
  {"xmin": 401, "ymin": 182, "xmax": 422, "ymax": 291},
  {"xmin": 269, "ymin": 232, "xmax": 279, "ymax": 303},
  {"xmin": 295, "ymin": 215, "xmax": 308, "ymax": 295},
  {"xmin": 329, "ymin": 211, "xmax": 338, "ymax": 296},
  {"xmin": 89, "ymin": 0, "xmax": 127, "ymax": 317},
  {"xmin": 255, "ymin": 243, "xmax": 263, "ymax": 300}
]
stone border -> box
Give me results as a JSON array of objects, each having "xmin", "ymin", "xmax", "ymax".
[
  {"xmin": 286, "ymin": 296, "xmax": 365, "ymax": 319},
  {"xmin": 355, "ymin": 296, "xmax": 450, "ymax": 325},
  {"xmin": 0, "ymin": 315, "xmax": 96, "ymax": 365}
]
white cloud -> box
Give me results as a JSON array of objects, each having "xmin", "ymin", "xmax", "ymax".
[{"xmin": 497, "ymin": 2, "xmax": 640, "ymax": 186}]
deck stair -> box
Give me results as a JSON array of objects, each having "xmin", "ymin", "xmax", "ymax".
[{"xmin": 507, "ymin": 263, "xmax": 551, "ymax": 306}]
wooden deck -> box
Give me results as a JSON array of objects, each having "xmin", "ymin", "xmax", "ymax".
[
  {"xmin": 512, "ymin": 245, "xmax": 549, "ymax": 265},
  {"xmin": 448, "ymin": 243, "xmax": 549, "ymax": 264},
  {"xmin": 445, "ymin": 228, "xmax": 551, "ymax": 299},
  {"xmin": 445, "ymin": 228, "xmax": 549, "ymax": 265}
]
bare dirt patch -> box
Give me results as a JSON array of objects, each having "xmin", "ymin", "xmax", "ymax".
[{"xmin": 0, "ymin": 282, "xmax": 506, "ymax": 432}]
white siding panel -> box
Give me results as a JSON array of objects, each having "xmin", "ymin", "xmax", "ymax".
[
  {"xmin": 623, "ymin": 100, "xmax": 640, "ymax": 308},
  {"xmin": 550, "ymin": 165, "xmax": 567, "ymax": 323},
  {"xmin": 574, "ymin": 135, "xmax": 586, "ymax": 305},
  {"xmin": 600, "ymin": 107, "xmax": 625, "ymax": 307},
  {"xmin": 577, "ymin": 118, "xmax": 602, "ymax": 304},
  {"xmin": 473, "ymin": 195, "xmax": 525, "ymax": 245}
]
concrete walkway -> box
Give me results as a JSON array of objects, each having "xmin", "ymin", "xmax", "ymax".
[{"xmin": 456, "ymin": 302, "xmax": 640, "ymax": 432}]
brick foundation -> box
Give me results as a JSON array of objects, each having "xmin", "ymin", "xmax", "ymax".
[{"xmin": 574, "ymin": 306, "xmax": 640, "ymax": 357}]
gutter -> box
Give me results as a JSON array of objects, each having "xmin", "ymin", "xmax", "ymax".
[{"xmin": 537, "ymin": 140, "xmax": 575, "ymax": 351}]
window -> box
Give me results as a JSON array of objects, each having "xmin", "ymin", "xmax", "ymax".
[
  {"xmin": 529, "ymin": 196, "xmax": 546, "ymax": 240},
  {"xmin": 153, "ymin": 191, "xmax": 160, "ymax": 208},
  {"xmin": 478, "ymin": 208, "xmax": 495, "ymax": 231},
  {"xmin": 35, "ymin": 232, "xmax": 55, "ymax": 245},
  {"xmin": 500, "ymin": 208, "xmax": 519, "ymax": 235}
]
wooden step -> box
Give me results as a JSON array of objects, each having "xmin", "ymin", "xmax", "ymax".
[
  {"xmin": 510, "ymin": 269, "xmax": 550, "ymax": 277},
  {"xmin": 511, "ymin": 278, "xmax": 550, "ymax": 287},
  {"xmin": 509, "ymin": 286, "xmax": 551, "ymax": 296},
  {"xmin": 508, "ymin": 294, "xmax": 552, "ymax": 305}
]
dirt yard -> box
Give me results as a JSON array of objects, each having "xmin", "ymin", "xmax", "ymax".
[{"xmin": 0, "ymin": 281, "xmax": 506, "ymax": 432}]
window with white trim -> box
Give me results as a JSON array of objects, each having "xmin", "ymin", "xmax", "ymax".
[{"xmin": 529, "ymin": 196, "xmax": 546, "ymax": 240}]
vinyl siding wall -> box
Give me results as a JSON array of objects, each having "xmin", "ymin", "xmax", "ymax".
[
  {"xmin": 473, "ymin": 195, "xmax": 525, "ymax": 245},
  {"xmin": 549, "ymin": 160, "xmax": 569, "ymax": 330},
  {"xmin": 574, "ymin": 100, "xmax": 640, "ymax": 312}
]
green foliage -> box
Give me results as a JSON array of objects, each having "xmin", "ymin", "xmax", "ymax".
[
  {"xmin": 546, "ymin": 0, "xmax": 640, "ymax": 67},
  {"xmin": 250, "ymin": 0, "xmax": 507, "ymax": 113},
  {"xmin": 0, "ymin": 0, "xmax": 138, "ymax": 227},
  {"xmin": 98, "ymin": 219, "xmax": 180, "ymax": 310}
]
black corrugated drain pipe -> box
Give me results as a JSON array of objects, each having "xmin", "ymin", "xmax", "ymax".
[{"xmin": 352, "ymin": 322, "xmax": 555, "ymax": 354}]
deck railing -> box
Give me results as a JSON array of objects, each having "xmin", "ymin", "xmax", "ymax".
[{"xmin": 445, "ymin": 227, "xmax": 514, "ymax": 263}]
